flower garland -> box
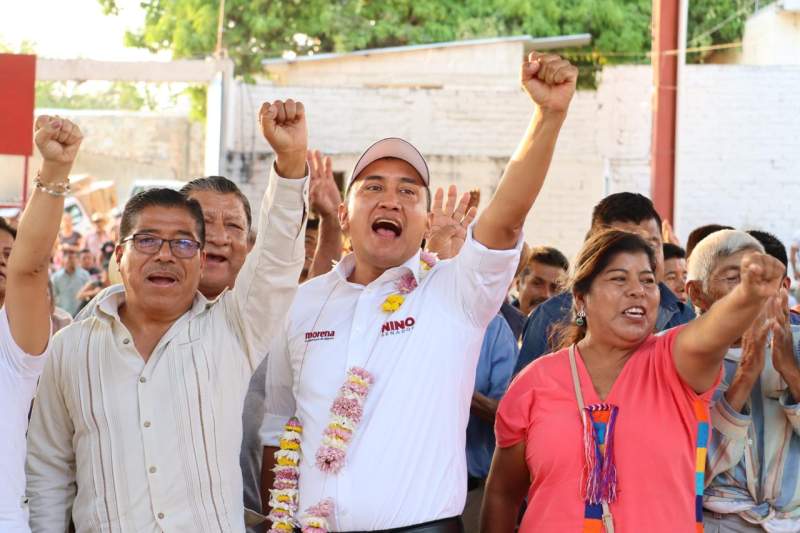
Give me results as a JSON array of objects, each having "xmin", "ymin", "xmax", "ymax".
[
  {"xmin": 268, "ymin": 251, "xmax": 438, "ymax": 533},
  {"xmin": 267, "ymin": 417, "xmax": 303, "ymax": 533},
  {"xmin": 315, "ymin": 367, "xmax": 375, "ymax": 473}
]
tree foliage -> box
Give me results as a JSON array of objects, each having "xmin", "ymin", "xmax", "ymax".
[{"xmin": 99, "ymin": 0, "xmax": 768, "ymax": 79}]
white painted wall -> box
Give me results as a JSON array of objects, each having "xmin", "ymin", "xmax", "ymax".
[
  {"xmin": 742, "ymin": 3, "xmax": 800, "ymax": 65},
  {"xmin": 674, "ymin": 65, "xmax": 800, "ymax": 250},
  {"xmin": 229, "ymin": 64, "xmax": 800, "ymax": 261}
]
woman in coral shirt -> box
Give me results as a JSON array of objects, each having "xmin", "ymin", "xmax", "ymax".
[{"xmin": 482, "ymin": 229, "xmax": 785, "ymax": 533}]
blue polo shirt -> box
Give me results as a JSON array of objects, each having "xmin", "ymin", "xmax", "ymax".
[
  {"xmin": 514, "ymin": 282, "xmax": 695, "ymax": 375},
  {"xmin": 466, "ymin": 314, "xmax": 519, "ymax": 479}
]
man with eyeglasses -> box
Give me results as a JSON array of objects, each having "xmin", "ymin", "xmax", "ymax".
[
  {"xmin": 25, "ymin": 99, "xmax": 309, "ymax": 533},
  {"xmin": 688, "ymin": 230, "xmax": 800, "ymax": 531}
]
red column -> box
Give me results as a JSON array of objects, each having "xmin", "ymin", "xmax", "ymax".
[{"xmin": 650, "ymin": 0, "xmax": 679, "ymax": 224}]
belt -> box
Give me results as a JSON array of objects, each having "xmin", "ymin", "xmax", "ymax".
[{"xmin": 336, "ymin": 516, "xmax": 464, "ymax": 533}]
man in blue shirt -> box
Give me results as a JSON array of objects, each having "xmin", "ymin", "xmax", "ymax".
[
  {"xmin": 515, "ymin": 192, "xmax": 695, "ymax": 374},
  {"xmin": 463, "ymin": 314, "xmax": 519, "ymax": 532}
]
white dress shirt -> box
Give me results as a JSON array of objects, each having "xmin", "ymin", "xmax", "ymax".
[
  {"xmin": 260, "ymin": 226, "xmax": 521, "ymax": 531},
  {"xmin": 26, "ymin": 168, "xmax": 307, "ymax": 533},
  {"xmin": 0, "ymin": 309, "xmax": 49, "ymax": 533}
]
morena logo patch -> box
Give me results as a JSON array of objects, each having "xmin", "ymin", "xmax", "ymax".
[
  {"xmin": 380, "ymin": 317, "xmax": 416, "ymax": 336},
  {"xmin": 304, "ymin": 330, "xmax": 336, "ymax": 342}
]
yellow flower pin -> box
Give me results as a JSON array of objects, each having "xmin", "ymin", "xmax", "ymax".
[{"xmin": 382, "ymin": 294, "xmax": 405, "ymax": 313}]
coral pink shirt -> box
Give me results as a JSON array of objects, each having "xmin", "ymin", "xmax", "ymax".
[{"xmin": 496, "ymin": 327, "xmax": 718, "ymax": 532}]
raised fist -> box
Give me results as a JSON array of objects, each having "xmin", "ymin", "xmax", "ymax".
[
  {"xmin": 34, "ymin": 115, "xmax": 83, "ymax": 166},
  {"xmin": 521, "ymin": 52, "xmax": 578, "ymax": 114},
  {"xmin": 259, "ymin": 99, "xmax": 307, "ymax": 157},
  {"xmin": 740, "ymin": 252, "xmax": 785, "ymax": 300}
]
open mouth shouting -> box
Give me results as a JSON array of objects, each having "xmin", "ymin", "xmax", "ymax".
[
  {"xmin": 205, "ymin": 252, "xmax": 228, "ymax": 266},
  {"xmin": 622, "ymin": 306, "xmax": 646, "ymax": 321},
  {"xmin": 145, "ymin": 270, "xmax": 180, "ymax": 288},
  {"xmin": 371, "ymin": 218, "xmax": 403, "ymax": 240}
]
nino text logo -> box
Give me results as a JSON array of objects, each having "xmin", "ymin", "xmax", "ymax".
[{"xmin": 381, "ymin": 317, "xmax": 416, "ymax": 336}]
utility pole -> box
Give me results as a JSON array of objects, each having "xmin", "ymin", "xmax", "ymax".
[{"xmin": 650, "ymin": 0, "xmax": 680, "ymax": 224}]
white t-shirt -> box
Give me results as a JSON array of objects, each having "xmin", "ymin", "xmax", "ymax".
[{"xmin": 0, "ymin": 308, "xmax": 49, "ymax": 533}]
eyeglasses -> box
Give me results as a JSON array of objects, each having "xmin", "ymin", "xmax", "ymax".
[{"xmin": 121, "ymin": 233, "xmax": 202, "ymax": 259}]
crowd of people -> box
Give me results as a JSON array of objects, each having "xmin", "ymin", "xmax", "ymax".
[{"xmin": 1, "ymin": 51, "xmax": 798, "ymax": 533}]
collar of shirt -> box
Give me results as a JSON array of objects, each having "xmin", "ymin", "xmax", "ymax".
[
  {"xmin": 332, "ymin": 248, "xmax": 424, "ymax": 289},
  {"xmin": 93, "ymin": 286, "xmax": 214, "ymax": 325}
]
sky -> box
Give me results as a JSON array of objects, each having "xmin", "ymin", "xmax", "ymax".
[{"xmin": 1, "ymin": 0, "xmax": 166, "ymax": 60}]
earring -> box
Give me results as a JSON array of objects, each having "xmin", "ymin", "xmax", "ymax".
[{"xmin": 575, "ymin": 309, "xmax": 586, "ymax": 327}]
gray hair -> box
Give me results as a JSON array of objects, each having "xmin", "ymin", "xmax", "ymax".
[{"xmin": 687, "ymin": 229, "xmax": 764, "ymax": 289}]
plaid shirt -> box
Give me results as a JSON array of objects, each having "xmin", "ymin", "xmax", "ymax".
[{"xmin": 704, "ymin": 326, "xmax": 800, "ymax": 530}]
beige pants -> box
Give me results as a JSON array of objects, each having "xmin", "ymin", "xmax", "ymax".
[{"xmin": 703, "ymin": 511, "xmax": 764, "ymax": 532}]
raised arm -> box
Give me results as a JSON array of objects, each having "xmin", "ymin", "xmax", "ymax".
[
  {"xmin": 472, "ymin": 52, "xmax": 577, "ymax": 251},
  {"xmin": 226, "ymin": 100, "xmax": 308, "ymax": 367},
  {"xmin": 307, "ymin": 149, "xmax": 343, "ymax": 279},
  {"xmin": 6, "ymin": 116, "xmax": 82, "ymax": 355},
  {"xmin": 675, "ymin": 252, "xmax": 785, "ymax": 393}
]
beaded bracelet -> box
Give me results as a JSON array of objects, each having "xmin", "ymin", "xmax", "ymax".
[{"xmin": 33, "ymin": 176, "xmax": 71, "ymax": 197}]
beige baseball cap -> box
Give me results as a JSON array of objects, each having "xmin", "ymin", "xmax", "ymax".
[{"xmin": 347, "ymin": 137, "xmax": 430, "ymax": 190}]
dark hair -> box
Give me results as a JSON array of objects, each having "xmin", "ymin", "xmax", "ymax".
[
  {"xmin": 0, "ymin": 217, "xmax": 17, "ymax": 239},
  {"xmin": 662, "ymin": 242, "xmax": 686, "ymax": 261},
  {"xmin": 686, "ymin": 224, "xmax": 733, "ymax": 258},
  {"xmin": 180, "ymin": 176, "xmax": 252, "ymax": 230},
  {"xmin": 524, "ymin": 246, "xmax": 570, "ymax": 275},
  {"xmin": 552, "ymin": 229, "xmax": 657, "ymax": 350},
  {"xmin": 79, "ymin": 248, "xmax": 92, "ymax": 255},
  {"xmin": 590, "ymin": 193, "xmax": 662, "ymax": 235},
  {"xmin": 120, "ymin": 188, "xmax": 206, "ymax": 246},
  {"xmin": 748, "ymin": 230, "xmax": 788, "ymax": 270}
]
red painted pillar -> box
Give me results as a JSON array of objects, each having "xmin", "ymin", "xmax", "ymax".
[{"xmin": 650, "ymin": 0, "xmax": 679, "ymax": 225}]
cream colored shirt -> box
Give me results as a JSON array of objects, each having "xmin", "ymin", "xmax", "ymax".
[{"xmin": 26, "ymin": 168, "xmax": 307, "ymax": 533}]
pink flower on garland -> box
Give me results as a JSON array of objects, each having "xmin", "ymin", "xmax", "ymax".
[
  {"xmin": 300, "ymin": 498, "xmax": 334, "ymax": 533},
  {"xmin": 331, "ymin": 396, "xmax": 363, "ymax": 422},
  {"xmin": 420, "ymin": 250, "xmax": 438, "ymax": 270},
  {"xmin": 316, "ymin": 445, "xmax": 346, "ymax": 473},
  {"xmin": 396, "ymin": 272, "xmax": 418, "ymax": 294}
]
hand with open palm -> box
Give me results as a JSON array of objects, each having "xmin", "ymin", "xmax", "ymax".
[{"xmin": 426, "ymin": 185, "xmax": 478, "ymax": 260}]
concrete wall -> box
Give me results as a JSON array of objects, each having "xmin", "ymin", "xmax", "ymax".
[
  {"xmin": 228, "ymin": 64, "xmax": 800, "ymax": 261},
  {"xmin": 0, "ymin": 110, "xmax": 204, "ymax": 206},
  {"xmin": 226, "ymin": 66, "xmax": 654, "ymax": 260},
  {"xmin": 742, "ymin": 3, "xmax": 800, "ymax": 65},
  {"xmin": 674, "ymin": 65, "xmax": 800, "ymax": 249},
  {"xmin": 264, "ymin": 41, "xmax": 525, "ymax": 89}
]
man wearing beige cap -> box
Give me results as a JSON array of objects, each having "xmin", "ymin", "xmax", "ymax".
[{"xmin": 259, "ymin": 52, "xmax": 578, "ymax": 533}]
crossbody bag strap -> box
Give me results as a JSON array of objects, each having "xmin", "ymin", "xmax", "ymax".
[{"xmin": 568, "ymin": 344, "xmax": 615, "ymax": 533}]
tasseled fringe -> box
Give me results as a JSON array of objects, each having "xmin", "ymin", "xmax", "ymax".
[{"xmin": 582, "ymin": 403, "xmax": 619, "ymax": 505}]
